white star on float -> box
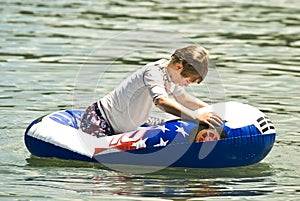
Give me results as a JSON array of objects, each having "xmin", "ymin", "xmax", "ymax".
[
  {"xmin": 175, "ymin": 125, "xmax": 189, "ymax": 137},
  {"xmin": 155, "ymin": 124, "xmax": 170, "ymax": 133},
  {"xmin": 153, "ymin": 137, "xmax": 169, "ymax": 147},
  {"xmin": 131, "ymin": 137, "xmax": 148, "ymax": 149},
  {"xmin": 178, "ymin": 120, "xmax": 189, "ymax": 126}
]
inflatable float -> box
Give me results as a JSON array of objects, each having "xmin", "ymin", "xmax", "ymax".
[{"xmin": 24, "ymin": 102, "xmax": 276, "ymax": 168}]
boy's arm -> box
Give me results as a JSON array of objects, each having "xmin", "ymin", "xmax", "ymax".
[
  {"xmin": 155, "ymin": 97, "xmax": 222, "ymax": 128},
  {"xmin": 174, "ymin": 92, "xmax": 208, "ymax": 110}
]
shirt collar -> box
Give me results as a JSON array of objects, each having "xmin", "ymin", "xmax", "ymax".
[{"xmin": 160, "ymin": 59, "xmax": 171, "ymax": 83}]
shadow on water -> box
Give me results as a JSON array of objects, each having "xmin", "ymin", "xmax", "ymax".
[
  {"xmin": 154, "ymin": 163, "xmax": 274, "ymax": 179},
  {"xmin": 26, "ymin": 156, "xmax": 276, "ymax": 198},
  {"xmin": 26, "ymin": 155, "xmax": 274, "ymax": 178},
  {"xmin": 26, "ymin": 156, "xmax": 103, "ymax": 168}
]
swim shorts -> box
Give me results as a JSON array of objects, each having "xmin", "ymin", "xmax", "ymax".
[{"xmin": 80, "ymin": 102, "xmax": 114, "ymax": 137}]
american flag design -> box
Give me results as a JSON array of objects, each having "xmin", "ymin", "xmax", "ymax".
[{"xmin": 93, "ymin": 120, "xmax": 197, "ymax": 156}]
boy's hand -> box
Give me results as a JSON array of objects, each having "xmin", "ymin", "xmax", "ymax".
[{"xmin": 198, "ymin": 111, "xmax": 223, "ymax": 128}]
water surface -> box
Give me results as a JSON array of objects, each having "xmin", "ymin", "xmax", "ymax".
[{"xmin": 1, "ymin": 0, "xmax": 299, "ymax": 200}]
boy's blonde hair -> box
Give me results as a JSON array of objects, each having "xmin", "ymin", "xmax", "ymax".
[{"xmin": 171, "ymin": 46, "xmax": 209, "ymax": 82}]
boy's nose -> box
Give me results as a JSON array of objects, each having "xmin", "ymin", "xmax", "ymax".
[{"xmin": 183, "ymin": 81, "xmax": 190, "ymax": 87}]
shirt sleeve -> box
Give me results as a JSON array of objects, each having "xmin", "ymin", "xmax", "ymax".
[
  {"xmin": 143, "ymin": 66, "xmax": 168, "ymax": 103},
  {"xmin": 171, "ymin": 84, "xmax": 185, "ymax": 97}
]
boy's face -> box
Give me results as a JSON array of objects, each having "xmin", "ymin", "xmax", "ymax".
[{"xmin": 171, "ymin": 63, "xmax": 202, "ymax": 87}]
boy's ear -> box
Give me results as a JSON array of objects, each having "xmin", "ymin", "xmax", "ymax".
[{"xmin": 175, "ymin": 62, "xmax": 183, "ymax": 71}]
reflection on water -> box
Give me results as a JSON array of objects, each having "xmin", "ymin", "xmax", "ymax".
[
  {"xmin": 26, "ymin": 157, "xmax": 275, "ymax": 199},
  {"xmin": 1, "ymin": 0, "xmax": 300, "ymax": 200}
]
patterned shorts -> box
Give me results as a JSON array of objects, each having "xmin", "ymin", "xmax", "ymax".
[{"xmin": 80, "ymin": 102, "xmax": 114, "ymax": 137}]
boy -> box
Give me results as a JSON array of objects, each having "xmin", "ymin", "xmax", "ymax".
[{"xmin": 80, "ymin": 46, "xmax": 222, "ymax": 136}]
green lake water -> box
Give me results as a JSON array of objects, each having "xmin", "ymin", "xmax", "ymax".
[{"xmin": 1, "ymin": 0, "xmax": 299, "ymax": 200}]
